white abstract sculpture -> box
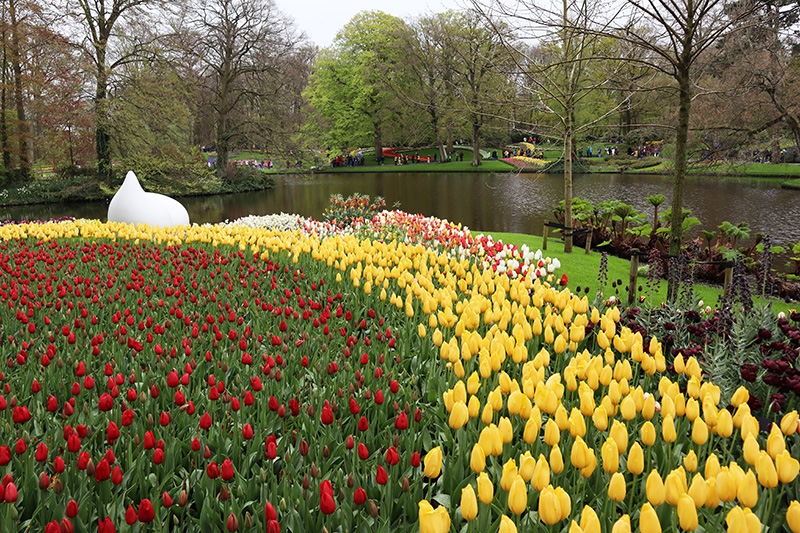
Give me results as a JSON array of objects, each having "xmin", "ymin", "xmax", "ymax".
[{"xmin": 108, "ymin": 171, "xmax": 190, "ymax": 227}]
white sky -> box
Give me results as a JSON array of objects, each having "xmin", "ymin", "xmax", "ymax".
[{"xmin": 276, "ymin": 0, "xmax": 464, "ymax": 48}]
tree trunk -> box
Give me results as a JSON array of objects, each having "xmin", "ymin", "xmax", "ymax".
[
  {"xmin": 771, "ymin": 122, "xmax": 780, "ymax": 163},
  {"xmin": 373, "ymin": 117, "xmax": 383, "ymax": 165},
  {"xmin": 471, "ymin": 120, "xmax": 481, "ymax": 167},
  {"xmin": 1, "ymin": 40, "xmax": 10, "ymax": 170},
  {"xmin": 563, "ymin": 109, "xmax": 573, "ymax": 253},
  {"xmin": 668, "ymin": 64, "xmax": 692, "ymax": 302},
  {"xmin": 8, "ymin": 0, "xmax": 29, "ymax": 179},
  {"xmin": 95, "ymin": 41, "xmax": 113, "ymax": 182},
  {"xmin": 216, "ymin": 111, "xmax": 229, "ymax": 180}
]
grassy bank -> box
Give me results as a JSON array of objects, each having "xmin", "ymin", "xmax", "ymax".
[{"xmin": 482, "ymin": 230, "xmax": 796, "ymax": 315}]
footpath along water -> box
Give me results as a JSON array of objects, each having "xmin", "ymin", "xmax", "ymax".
[{"xmin": 1, "ymin": 172, "xmax": 798, "ymax": 246}]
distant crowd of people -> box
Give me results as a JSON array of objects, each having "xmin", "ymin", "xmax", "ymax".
[{"xmin": 331, "ymin": 154, "xmax": 364, "ymax": 167}]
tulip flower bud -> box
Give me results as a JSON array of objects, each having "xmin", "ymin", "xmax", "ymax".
[
  {"xmin": 477, "ymin": 472, "xmax": 493, "ymax": 504},
  {"xmin": 369, "ymin": 499, "xmax": 378, "ymax": 518},
  {"xmin": 737, "ymin": 469, "xmax": 758, "ymax": 508},
  {"xmin": 219, "ymin": 485, "xmax": 230, "ymax": 501},
  {"xmin": 787, "ymin": 501, "xmax": 800, "ymax": 533},
  {"xmin": 677, "ymin": 494, "xmax": 698, "ymax": 530},
  {"xmin": 639, "ymin": 503, "xmax": 661, "ymax": 533},
  {"xmin": 461, "ymin": 484, "xmax": 478, "ymax": 521},
  {"xmin": 402, "ymin": 475, "xmax": 410, "ymax": 492},
  {"xmin": 508, "ymin": 475, "xmax": 527, "ymax": 515}
]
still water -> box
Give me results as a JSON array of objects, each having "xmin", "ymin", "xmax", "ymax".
[{"xmin": 2, "ymin": 172, "xmax": 799, "ymax": 245}]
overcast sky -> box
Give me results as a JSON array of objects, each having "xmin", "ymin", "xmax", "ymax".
[{"xmin": 276, "ymin": 0, "xmax": 464, "ymax": 48}]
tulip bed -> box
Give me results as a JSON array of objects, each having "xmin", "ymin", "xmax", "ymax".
[{"xmin": 0, "ymin": 216, "xmax": 798, "ymax": 533}]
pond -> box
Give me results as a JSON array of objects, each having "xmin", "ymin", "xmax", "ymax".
[{"xmin": 2, "ymin": 171, "xmax": 799, "ymax": 246}]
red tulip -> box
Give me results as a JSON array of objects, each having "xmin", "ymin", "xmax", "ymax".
[
  {"xmin": 267, "ymin": 519, "xmax": 280, "ymax": 533},
  {"xmin": 0, "ymin": 446, "xmax": 9, "ymax": 465},
  {"xmin": 66, "ymin": 499, "xmax": 79, "ymax": 517},
  {"xmin": 54, "ymin": 456, "xmax": 65, "ymax": 473},
  {"xmin": 354, "ymin": 487, "xmax": 367, "ymax": 505},
  {"xmin": 45, "ymin": 521, "xmax": 60, "ymax": 533},
  {"xmin": 321, "ymin": 405, "xmax": 333, "ymax": 425},
  {"xmin": 221, "ymin": 458, "xmax": 234, "ymax": 480},
  {"xmin": 4, "ymin": 481, "xmax": 18, "ymax": 502},
  {"xmin": 320, "ymin": 488, "xmax": 336, "ymax": 514},
  {"xmin": 95, "ymin": 458, "xmax": 110, "ymax": 482},
  {"xmin": 226, "ymin": 513, "xmax": 239, "ymax": 532},
  {"xmin": 98, "ymin": 516, "xmax": 115, "ymax": 533},
  {"xmin": 265, "ymin": 502, "xmax": 277, "ymax": 521},
  {"xmin": 386, "ymin": 446, "xmax": 399, "ymax": 466},
  {"xmin": 162, "ymin": 492, "xmax": 172, "ymax": 508},
  {"xmin": 395, "ymin": 412, "xmax": 408, "ymax": 430},
  {"xmin": 199, "ymin": 412, "xmax": 212, "ymax": 429},
  {"xmin": 35, "ymin": 442, "xmax": 48, "ymax": 462},
  {"xmin": 358, "ymin": 443, "xmax": 369, "ymax": 460},
  {"xmin": 358, "ymin": 416, "xmax": 369, "ymax": 432},
  {"xmin": 243, "ymin": 423, "xmax": 254, "ymax": 440},
  {"xmin": 376, "ymin": 465, "xmax": 388, "ymax": 485},
  {"xmin": 15, "ymin": 438, "xmax": 26, "ymax": 455},
  {"xmin": 125, "ymin": 505, "xmax": 137, "ymax": 525},
  {"xmin": 411, "ymin": 452, "xmax": 421, "ymax": 467},
  {"xmin": 111, "ymin": 466, "xmax": 123, "ymax": 485},
  {"xmin": 207, "ymin": 462, "xmax": 219, "ymax": 479},
  {"xmin": 138, "ymin": 499, "xmax": 155, "ymax": 523}
]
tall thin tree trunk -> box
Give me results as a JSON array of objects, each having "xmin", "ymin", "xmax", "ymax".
[
  {"xmin": 668, "ymin": 64, "xmax": 692, "ymax": 302},
  {"xmin": 770, "ymin": 122, "xmax": 780, "ymax": 163},
  {"xmin": 373, "ymin": 117, "xmax": 382, "ymax": 165},
  {"xmin": 216, "ymin": 112, "xmax": 229, "ymax": 180},
  {"xmin": 8, "ymin": 0, "xmax": 29, "ymax": 179},
  {"xmin": 1, "ymin": 39, "xmax": 10, "ymax": 170},
  {"xmin": 564, "ymin": 109, "xmax": 574, "ymax": 254}
]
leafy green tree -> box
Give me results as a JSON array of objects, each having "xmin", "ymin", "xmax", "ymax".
[{"xmin": 305, "ymin": 11, "xmax": 408, "ymax": 161}]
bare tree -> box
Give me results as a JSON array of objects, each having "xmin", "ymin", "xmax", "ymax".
[
  {"xmin": 57, "ymin": 0, "xmax": 170, "ymax": 182},
  {"xmin": 178, "ymin": 0, "xmax": 300, "ymax": 179},
  {"xmin": 472, "ymin": 0, "xmax": 634, "ymax": 252},
  {"xmin": 610, "ymin": 0, "xmax": 761, "ymax": 299}
]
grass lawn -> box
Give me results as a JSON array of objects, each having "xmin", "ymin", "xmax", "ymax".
[{"xmin": 482, "ymin": 230, "xmax": 797, "ymax": 315}]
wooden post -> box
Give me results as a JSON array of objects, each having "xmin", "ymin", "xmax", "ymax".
[
  {"xmin": 628, "ymin": 251, "xmax": 640, "ymax": 305},
  {"xmin": 542, "ymin": 222, "xmax": 549, "ymax": 251},
  {"xmin": 723, "ymin": 266, "xmax": 733, "ymax": 295},
  {"xmin": 584, "ymin": 229, "xmax": 592, "ymax": 254}
]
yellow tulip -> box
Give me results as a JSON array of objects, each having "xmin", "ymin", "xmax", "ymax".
[
  {"xmin": 742, "ymin": 508, "xmax": 762, "ymax": 533},
  {"xmin": 620, "ymin": 396, "xmax": 636, "ymax": 420},
  {"xmin": 579, "ymin": 505, "xmax": 600, "ymax": 533},
  {"xmin": 470, "ymin": 444, "xmax": 486, "ymax": 473},
  {"xmin": 704, "ymin": 477, "xmax": 719, "ymax": 509},
  {"xmin": 449, "ymin": 401, "xmax": 469, "ymax": 430},
  {"xmin": 609, "ymin": 472, "xmax": 627, "ymax": 502},
  {"xmin": 424, "ymin": 447, "xmax": 443, "ymax": 478},
  {"xmin": 468, "ymin": 395, "xmax": 481, "ymax": 418},
  {"xmin": 715, "ymin": 467, "xmax": 737, "ymax": 502},
  {"xmin": 602, "ymin": 438, "xmax": 619, "ymax": 474},
  {"xmin": 498, "ymin": 417, "xmax": 514, "ymax": 444},
  {"xmin": 777, "ymin": 450, "xmax": 800, "ymax": 483},
  {"xmin": 641, "ymin": 421, "xmax": 656, "ymax": 447},
  {"xmin": 532, "ymin": 454, "xmax": 551, "ymax": 490},
  {"xmin": 646, "ymin": 469, "xmax": 665, "ymax": 506},
  {"xmin": 461, "ymin": 484, "xmax": 478, "ymax": 521},
  {"xmin": 555, "ymin": 486, "xmax": 571, "ymax": 520},
  {"xmin": 705, "ymin": 454, "xmax": 721, "ymax": 479},
  {"xmin": 568, "ymin": 520, "xmax": 584, "ymax": 533},
  {"xmin": 467, "ymin": 371, "xmax": 480, "ymax": 395},
  {"xmin": 568, "ymin": 408, "xmax": 586, "ymax": 438},
  {"xmin": 662, "ymin": 415, "xmax": 676, "ymax": 443},
  {"xmin": 507, "ymin": 390, "xmax": 523, "ymax": 415},
  {"xmin": 550, "ymin": 445, "xmax": 564, "ymax": 475},
  {"xmin": 570, "ymin": 436, "xmax": 591, "ymax": 470},
  {"xmin": 716, "ymin": 409, "xmax": 733, "ymax": 438},
  {"xmin": 508, "ymin": 475, "xmax": 527, "ymax": 515},
  {"xmin": 737, "ymin": 469, "xmax": 758, "ymax": 508},
  {"xmin": 756, "ymin": 451, "xmax": 778, "ymax": 489},
  {"xmin": 627, "ymin": 442, "xmax": 644, "ymax": 475},
  {"xmin": 743, "ymin": 433, "xmax": 760, "ymax": 466},
  {"xmin": 498, "ymin": 515, "xmax": 517, "ymax": 533},
  {"xmin": 677, "ymin": 494, "xmax": 698, "ymax": 531},
  {"xmin": 639, "ymin": 503, "xmax": 661, "ymax": 533},
  {"xmin": 787, "ymin": 500, "xmax": 800, "ymax": 533},
  {"xmin": 523, "ymin": 416, "xmax": 541, "ymax": 444},
  {"xmin": 419, "ymin": 500, "xmax": 451, "ymax": 533},
  {"xmin": 685, "ymin": 398, "xmax": 700, "ymax": 421},
  {"xmin": 500, "ymin": 459, "xmax": 518, "ymax": 491},
  {"xmin": 477, "ymin": 472, "xmax": 494, "ymax": 504},
  {"xmin": 592, "ymin": 405, "xmax": 609, "ymax": 431},
  {"xmin": 544, "ymin": 418, "xmax": 560, "ymax": 446},
  {"xmin": 539, "ymin": 486, "xmax": 562, "ymax": 525},
  {"xmin": 665, "ymin": 470, "xmax": 686, "ymax": 506},
  {"xmin": 610, "ymin": 420, "xmax": 628, "ymax": 453},
  {"xmin": 612, "ymin": 515, "xmax": 631, "ymax": 533},
  {"xmin": 731, "ymin": 386, "xmax": 750, "ymax": 408},
  {"xmin": 674, "ymin": 353, "xmax": 686, "ymax": 373},
  {"xmin": 767, "ymin": 424, "xmax": 786, "ymax": 459},
  {"xmin": 687, "ymin": 473, "xmax": 707, "ymax": 508},
  {"xmin": 726, "ymin": 506, "xmax": 745, "ymax": 533},
  {"xmin": 519, "ymin": 452, "xmax": 535, "ymax": 482},
  {"xmin": 691, "ymin": 418, "xmax": 708, "ymax": 445},
  {"xmin": 481, "ymin": 404, "xmax": 494, "ymax": 426},
  {"xmin": 781, "ymin": 410, "xmax": 799, "ymax": 436},
  {"xmin": 683, "ymin": 450, "xmax": 698, "ymax": 472}
]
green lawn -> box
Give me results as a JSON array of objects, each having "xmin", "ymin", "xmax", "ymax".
[{"xmin": 482, "ymin": 230, "xmax": 796, "ymax": 315}]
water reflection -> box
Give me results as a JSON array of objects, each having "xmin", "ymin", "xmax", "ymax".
[{"xmin": 2, "ymin": 172, "xmax": 798, "ymax": 246}]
